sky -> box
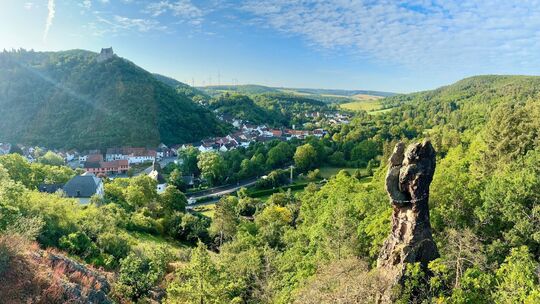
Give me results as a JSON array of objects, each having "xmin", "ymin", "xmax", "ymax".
[{"xmin": 2, "ymin": 1, "xmax": 540, "ymax": 93}]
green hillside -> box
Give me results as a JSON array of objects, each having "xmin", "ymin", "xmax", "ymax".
[
  {"xmin": 0, "ymin": 50, "xmax": 227, "ymax": 149},
  {"xmin": 209, "ymin": 92, "xmax": 329, "ymax": 127},
  {"xmin": 153, "ymin": 73, "xmax": 210, "ymax": 101},
  {"xmin": 201, "ymin": 84, "xmax": 279, "ymax": 96}
]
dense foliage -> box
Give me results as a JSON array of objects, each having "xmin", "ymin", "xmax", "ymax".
[
  {"xmin": 0, "ymin": 49, "xmax": 228, "ymax": 149},
  {"xmin": 3, "ymin": 75, "xmax": 540, "ymax": 303},
  {"xmin": 208, "ymin": 92, "xmax": 330, "ymax": 127}
]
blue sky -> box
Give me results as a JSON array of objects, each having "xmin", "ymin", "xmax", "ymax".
[{"xmin": 2, "ymin": 0, "xmax": 540, "ymax": 93}]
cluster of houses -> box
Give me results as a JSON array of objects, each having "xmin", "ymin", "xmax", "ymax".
[
  {"xmin": 180, "ymin": 122, "xmax": 327, "ymax": 153},
  {"xmin": 38, "ymin": 157, "xmax": 169, "ymax": 204},
  {"xmin": 303, "ymin": 111, "xmax": 351, "ymax": 125},
  {"xmin": 79, "ymin": 146, "xmax": 179, "ymax": 175}
]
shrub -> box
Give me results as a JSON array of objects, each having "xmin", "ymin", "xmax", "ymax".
[
  {"xmin": 97, "ymin": 232, "xmax": 131, "ymax": 266},
  {"xmin": 59, "ymin": 231, "xmax": 98, "ymax": 258}
]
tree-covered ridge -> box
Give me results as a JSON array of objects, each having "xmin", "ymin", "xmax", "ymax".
[
  {"xmin": 201, "ymin": 84, "xmax": 396, "ymax": 104},
  {"xmin": 209, "ymin": 92, "xmax": 331, "ymax": 127},
  {"xmin": 153, "ymin": 73, "xmax": 210, "ymax": 102},
  {"xmin": 0, "ymin": 49, "xmax": 227, "ymax": 149},
  {"xmin": 381, "ymin": 75, "xmax": 540, "ymax": 130},
  {"xmin": 201, "ymin": 84, "xmax": 280, "ymax": 96}
]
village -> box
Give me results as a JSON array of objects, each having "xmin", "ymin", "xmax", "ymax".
[{"xmin": 0, "ymin": 118, "xmax": 334, "ymax": 205}]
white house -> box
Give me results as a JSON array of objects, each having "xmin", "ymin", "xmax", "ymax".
[
  {"xmin": 0, "ymin": 143, "xmax": 12, "ymax": 155},
  {"xmin": 148, "ymin": 159, "xmax": 167, "ymax": 193}
]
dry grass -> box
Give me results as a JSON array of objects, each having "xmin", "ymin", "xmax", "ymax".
[
  {"xmin": 352, "ymin": 94, "xmax": 384, "ymax": 101},
  {"xmin": 340, "ymin": 99, "xmax": 383, "ymax": 112},
  {"xmin": 0, "ymin": 234, "xmax": 111, "ymax": 304}
]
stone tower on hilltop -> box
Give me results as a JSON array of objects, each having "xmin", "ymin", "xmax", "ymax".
[
  {"xmin": 97, "ymin": 47, "xmax": 114, "ymax": 62},
  {"xmin": 377, "ymin": 140, "xmax": 439, "ymax": 298}
]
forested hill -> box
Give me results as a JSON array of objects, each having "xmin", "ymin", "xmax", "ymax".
[
  {"xmin": 384, "ymin": 75, "xmax": 540, "ymax": 122},
  {"xmin": 0, "ymin": 49, "xmax": 227, "ymax": 149},
  {"xmin": 377, "ymin": 75, "xmax": 540, "ymax": 141}
]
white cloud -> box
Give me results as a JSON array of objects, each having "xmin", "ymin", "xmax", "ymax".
[
  {"xmin": 145, "ymin": 0, "xmax": 204, "ymax": 25},
  {"xmin": 93, "ymin": 14, "xmax": 167, "ymax": 35},
  {"xmin": 241, "ymin": 0, "xmax": 540, "ymax": 73},
  {"xmin": 81, "ymin": 0, "xmax": 92, "ymax": 9},
  {"xmin": 43, "ymin": 0, "xmax": 55, "ymax": 41},
  {"xmin": 24, "ymin": 2, "xmax": 35, "ymax": 10}
]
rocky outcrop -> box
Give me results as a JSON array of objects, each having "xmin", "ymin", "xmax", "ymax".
[
  {"xmin": 377, "ymin": 140, "xmax": 439, "ymax": 287},
  {"xmin": 0, "ymin": 234, "xmax": 112, "ymax": 304},
  {"xmin": 37, "ymin": 250, "xmax": 112, "ymax": 303}
]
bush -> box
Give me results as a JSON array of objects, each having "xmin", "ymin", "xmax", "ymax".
[
  {"xmin": 166, "ymin": 212, "xmax": 210, "ymax": 244},
  {"xmin": 248, "ymin": 183, "xmax": 308, "ymax": 198},
  {"xmin": 97, "ymin": 232, "xmax": 131, "ymax": 264},
  {"xmin": 129, "ymin": 210, "xmax": 161, "ymax": 235},
  {"xmin": 307, "ymin": 169, "xmax": 321, "ymax": 180},
  {"xmin": 59, "ymin": 231, "xmax": 98, "ymax": 258},
  {"xmin": 255, "ymin": 169, "xmax": 289, "ymax": 189},
  {"xmin": 114, "ymin": 247, "xmax": 173, "ymax": 302},
  {"xmin": 236, "ymin": 197, "xmax": 260, "ymax": 217}
]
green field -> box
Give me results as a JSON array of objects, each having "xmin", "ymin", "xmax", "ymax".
[
  {"xmin": 340, "ymin": 99, "xmax": 383, "ymax": 112},
  {"xmin": 127, "ymin": 231, "xmax": 187, "ymax": 255},
  {"xmin": 193, "ymin": 204, "xmax": 216, "ymax": 218}
]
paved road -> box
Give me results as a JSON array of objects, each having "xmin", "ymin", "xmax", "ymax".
[
  {"xmin": 185, "ymin": 178, "xmax": 259, "ymax": 208},
  {"xmin": 188, "ymin": 177, "xmax": 259, "ymax": 198}
]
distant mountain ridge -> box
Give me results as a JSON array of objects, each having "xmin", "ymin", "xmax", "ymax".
[
  {"xmin": 0, "ymin": 49, "xmax": 227, "ymax": 149},
  {"xmin": 200, "ymin": 84, "xmax": 396, "ymax": 103}
]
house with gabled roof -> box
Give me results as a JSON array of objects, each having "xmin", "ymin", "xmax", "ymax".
[
  {"xmin": 148, "ymin": 159, "xmax": 167, "ymax": 193},
  {"xmin": 63, "ymin": 173, "xmax": 104, "ymax": 204}
]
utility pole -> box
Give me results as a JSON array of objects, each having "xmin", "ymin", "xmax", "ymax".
[{"xmin": 289, "ymin": 165, "xmax": 294, "ymax": 184}]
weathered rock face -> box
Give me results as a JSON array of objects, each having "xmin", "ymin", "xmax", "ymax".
[{"xmin": 377, "ymin": 140, "xmax": 439, "ymax": 286}]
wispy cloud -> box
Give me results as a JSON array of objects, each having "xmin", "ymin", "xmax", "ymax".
[
  {"xmin": 92, "ymin": 14, "xmax": 167, "ymax": 36},
  {"xmin": 24, "ymin": 2, "xmax": 35, "ymax": 10},
  {"xmin": 81, "ymin": 0, "xmax": 92, "ymax": 10},
  {"xmin": 241, "ymin": 0, "xmax": 540, "ymax": 73},
  {"xmin": 43, "ymin": 0, "xmax": 55, "ymax": 41},
  {"xmin": 145, "ymin": 0, "xmax": 204, "ymax": 25}
]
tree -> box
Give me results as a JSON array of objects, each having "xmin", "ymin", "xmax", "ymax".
[
  {"xmin": 37, "ymin": 151, "xmax": 65, "ymax": 166},
  {"xmin": 294, "ymin": 144, "xmax": 318, "ymax": 172},
  {"xmin": 160, "ymin": 185, "xmax": 187, "ymax": 214},
  {"xmin": 440, "ymin": 228, "xmax": 486, "ymax": 289},
  {"xmin": 124, "ymin": 176, "xmax": 158, "ymax": 211},
  {"xmin": 0, "ymin": 154, "xmax": 33, "ymax": 188},
  {"xmin": 197, "ymin": 152, "xmax": 226, "ymax": 185},
  {"xmin": 167, "ymin": 212, "xmax": 210, "ymax": 243},
  {"xmin": 116, "ymin": 248, "xmax": 172, "ymax": 302},
  {"xmin": 166, "ymin": 242, "xmax": 226, "ymax": 304},
  {"xmin": 494, "ymin": 246, "xmax": 540, "ymax": 303},
  {"xmin": 178, "ymin": 146, "xmax": 200, "ymax": 176},
  {"xmin": 350, "ymin": 140, "xmax": 379, "ymax": 166},
  {"xmin": 210, "ymin": 196, "xmax": 239, "ymax": 246},
  {"xmin": 168, "ymin": 168, "xmax": 186, "ymax": 191},
  {"xmin": 255, "ymin": 205, "xmax": 292, "ymax": 249},
  {"xmin": 266, "ymin": 142, "xmax": 292, "ymax": 168}
]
